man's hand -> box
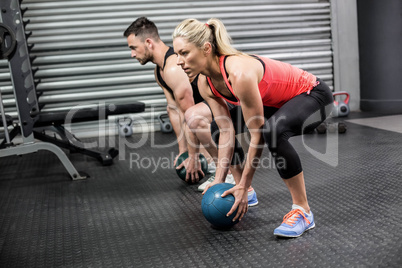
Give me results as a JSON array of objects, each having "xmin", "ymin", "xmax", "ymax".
[{"xmin": 175, "ymin": 155, "xmax": 204, "ymax": 184}]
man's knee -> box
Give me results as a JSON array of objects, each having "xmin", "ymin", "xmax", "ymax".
[{"xmin": 185, "ymin": 106, "xmax": 211, "ymax": 131}]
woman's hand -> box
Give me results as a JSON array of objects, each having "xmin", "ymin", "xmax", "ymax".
[
  {"xmin": 201, "ymin": 176, "xmax": 225, "ymax": 195},
  {"xmin": 221, "ymin": 185, "xmax": 248, "ymax": 222}
]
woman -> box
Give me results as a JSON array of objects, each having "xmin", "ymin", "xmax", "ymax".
[{"xmin": 172, "ymin": 18, "xmax": 333, "ymax": 237}]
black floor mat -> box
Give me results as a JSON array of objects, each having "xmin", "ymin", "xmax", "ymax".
[{"xmin": 0, "ymin": 115, "xmax": 401, "ymax": 267}]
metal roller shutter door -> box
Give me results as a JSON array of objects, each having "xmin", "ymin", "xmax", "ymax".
[{"xmin": 0, "ymin": 0, "xmax": 333, "ymax": 137}]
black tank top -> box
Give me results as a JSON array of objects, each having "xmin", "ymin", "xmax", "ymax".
[{"xmin": 156, "ymin": 47, "xmax": 204, "ymax": 104}]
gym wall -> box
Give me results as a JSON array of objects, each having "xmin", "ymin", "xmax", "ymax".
[
  {"xmin": 357, "ymin": 0, "xmax": 402, "ymax": 114},
  {"xmin": 1, "ymin": 0, "xmax": 334, "ymax": 137}
]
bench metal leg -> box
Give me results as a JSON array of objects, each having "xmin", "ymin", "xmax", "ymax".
[
  {"xmin": 33, "ymin": 125, "xmax": 118, "ymax": 166},
  {"xmin": 0, "ymin": 142, "xmax": 87, "ymax": 180}
]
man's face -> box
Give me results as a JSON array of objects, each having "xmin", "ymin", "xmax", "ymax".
[{"xmin": 127, "ymin": 34, "xmax": 152, "ymax": 65}]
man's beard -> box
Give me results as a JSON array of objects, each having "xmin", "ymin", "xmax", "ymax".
[{"xmin": 138, "ymin": 48, "xmax": 152, "ymax": 65}]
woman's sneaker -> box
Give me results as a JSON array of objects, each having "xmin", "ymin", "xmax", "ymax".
[
  {"xmin": 197, "ymin": 174, "xmax": 235, "ymax": 192},
  {"xmin": 247, "ymin": 187, "xmax": 259, "ymax": 207},
  {"xmin": 273, "ymin": 204, "xmax": 315, "ymax": 237}
]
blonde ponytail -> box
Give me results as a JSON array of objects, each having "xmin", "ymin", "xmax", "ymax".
[{"xmin": 173, "ymin": 18, "xmax": 243, "ymax": 56}]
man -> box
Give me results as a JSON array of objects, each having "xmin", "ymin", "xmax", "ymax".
[{"xmin": 123, "ymin": 17, "xmax": 238, "ymax": 190}]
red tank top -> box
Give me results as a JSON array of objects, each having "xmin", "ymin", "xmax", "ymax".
[{"xmin": 207, "ymin": 55, "xmax": 317, "ymax": 108}]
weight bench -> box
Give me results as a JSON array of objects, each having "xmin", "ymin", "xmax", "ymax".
[
  {"xmin": 0, "ymin": 1, "xmax": 145, "ymax": 180},
  {"xmin": 33, "ymin": 103, "xmax": 145, "ymax": 166},
  {"xmin": 0, "ymin": 102, "xmax": 145, "ymax": 180}
]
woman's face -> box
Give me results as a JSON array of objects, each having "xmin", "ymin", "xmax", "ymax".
[{"xmin": 173, "ymin": 37, "xmax": 207, "ymax": 79}]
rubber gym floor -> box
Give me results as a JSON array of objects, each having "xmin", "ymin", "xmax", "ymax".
[{"xmin": 0, "ymin": 112, "xmax": 401, "ymax": 268}]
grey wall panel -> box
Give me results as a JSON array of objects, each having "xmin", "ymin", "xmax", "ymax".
[
  {"xmin": 331, "ymin": 0, "xmax": 360, "ymax": 112},
  {"xmin": 357, "ymin": 0, "xmax": 402, "ymax": 114},
  {"xmin": 0, "ymin": 0, "xmax": 333, "ymax": 137}
]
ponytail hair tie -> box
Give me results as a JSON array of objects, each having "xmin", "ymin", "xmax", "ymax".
[{"xmin": 205, "ymin": 23, "xmax": 210, "ymax": 28}]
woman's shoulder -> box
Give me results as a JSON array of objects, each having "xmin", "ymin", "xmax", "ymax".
[
  {"xmin": 225, "ymin": 54, "xmax": 262, "ymax": 80},
  {"xmin": 222, "ymin": 54, "xmax": 246, "ymax": 64}
]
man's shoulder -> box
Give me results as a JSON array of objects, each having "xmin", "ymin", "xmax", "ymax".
[{"xmin": 163, "ymin": 55, "xmax": 183, "ymax": 78}]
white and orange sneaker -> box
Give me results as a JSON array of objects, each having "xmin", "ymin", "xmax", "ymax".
[{"xmin": 274, "ymin": 204, "xmax": 315, "ymax": 237}]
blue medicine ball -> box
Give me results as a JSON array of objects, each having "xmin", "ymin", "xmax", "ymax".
[{"xmin": 201, "ymin": 183, "xmax": 239, "ymax": 228}]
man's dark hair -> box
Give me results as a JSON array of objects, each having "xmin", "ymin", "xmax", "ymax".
[{"xmin": 123, "ymin": 17, "xmax": 160, "ymax": 41}]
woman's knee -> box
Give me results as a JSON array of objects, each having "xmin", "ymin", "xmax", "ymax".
[
  {"xmin": 262, "ymin": 117, "xmax": 288, "ymax": 150},
  {"xmin": 209, "ymin": 121, "xmax": 245, "ymax": 165}
]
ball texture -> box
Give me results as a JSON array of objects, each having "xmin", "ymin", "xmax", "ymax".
[{"xmin": 201, "ymin": 183, "xmax": 239, "ymax": 228}]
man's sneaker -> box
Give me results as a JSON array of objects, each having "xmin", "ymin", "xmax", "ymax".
[
  {"xmin": 224, "ymin": 174, "xmax": 235, "ymax": 184},
  {"xmin": 247, "ymin": 187, "xmax": 259, "ymax": 207},
  {"xmin": 197, "ymin": 176, "xmax": 214, "ymax": 192},
  {"xmin": 273, "ymin": 204, "xmax": 315, "ymax": 238},
  {"xmin": 207, "ymin": 162, "xmax": 216, "ymax": 174},
  {"xmin": 197, "ymin": 174, "xmax": 235, "ymax": 192}
]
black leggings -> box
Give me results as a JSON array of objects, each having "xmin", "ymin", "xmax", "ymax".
[{"xmin": 210, "ymin": 78, "xmax": 334, "ymax": 179}]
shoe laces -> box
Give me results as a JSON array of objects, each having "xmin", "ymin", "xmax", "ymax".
[
  {"xmin": 281, "ymin": 209, "xmax": 310, "ymax": 227},
  {"xmin": 207, "ymin": 176, "xmax": 215, "ymax": 182}
]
